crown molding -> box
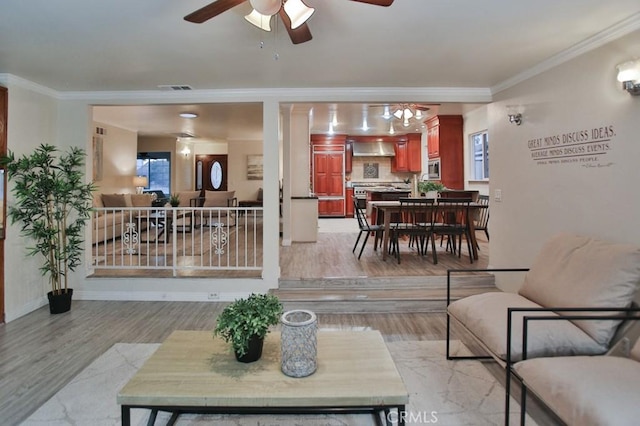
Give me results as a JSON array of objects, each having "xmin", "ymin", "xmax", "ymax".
[
  {"xmin": 0, "ymin": 74, "xmax": 59, "ymax": 98},
  {"xmin": 492, "ymin": 12, "xmax": 640, "ymax": 94},
  {"xmin": 57, "ymin": 86, "xmax": 492, "ymax": 104}
]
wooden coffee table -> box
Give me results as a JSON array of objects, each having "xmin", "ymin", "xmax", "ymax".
[{"xmin": 118, "ymin": 330, "xmax": 409, "ymax": 425}]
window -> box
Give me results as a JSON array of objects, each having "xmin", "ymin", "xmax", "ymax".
[
  {"xmin": 470, "ymin": 131, "xmax": 489, "ymax": 180},
  {"xmin": 136, "ymin": 152, "xmax": 171, "ymax": 195}
]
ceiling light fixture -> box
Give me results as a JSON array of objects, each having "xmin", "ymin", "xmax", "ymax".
[
  {"xmin": 245, "ymin": 0, "xmax": 315, "ymax": 32},
  {"xmin": 387, "ymin": 104, "xmax": 428, "ymax": 125},
  {"xmin": 179, "ymin": 112, "xmax": 198, "ymax": 118},
  {"xmin": 389, "ymin": 122, "xmax": 395, "ymax": 135},
  {"xmin": 616, "ymin": 59, "xmax": 640, "ymax": 96}
]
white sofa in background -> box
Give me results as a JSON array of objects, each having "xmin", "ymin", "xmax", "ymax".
[{"xmin": 92, "ymin": 193, "xmax": 153, "ymax": 244}]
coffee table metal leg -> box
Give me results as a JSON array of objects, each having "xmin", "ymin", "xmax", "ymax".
[
  {"xmin": 121, "ymin": 405, "xmax": 131, "ymax": 426},
  {"xmin": 145, "ymin": 409, "xmax": 158, "ymax": 426}
]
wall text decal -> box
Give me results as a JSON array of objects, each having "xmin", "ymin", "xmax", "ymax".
[{"xmin": 527, "ymin": 125, "xmax": 615, "ymax": 168}]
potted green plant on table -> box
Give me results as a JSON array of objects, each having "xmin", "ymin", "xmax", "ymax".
[
  {"xmin": 0, "ymin": 144, "xmax": 95, "ymax": 314},
  {"xmin": 417, "ymin": 181, "xmax": 446, "ymax": 198},
  {"xmin": 169, "ymin": 193, "xmax": 180, "ymax": 207},
  {"xmin": 214, "ymin": 293, "xmax": 283, "ymax": 363}
]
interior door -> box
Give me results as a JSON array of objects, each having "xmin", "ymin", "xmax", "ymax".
[{"xmin": 196, "ymin": 155, "xmax": 228, "ymax": 192}]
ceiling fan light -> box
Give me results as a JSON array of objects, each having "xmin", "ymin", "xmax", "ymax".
[
  {"xmin": 393, "ymin": 108, "xmax": 403, "ymax": 119},
  {"xmin": 414, "ymin": 109, "xmax": 424, "ymax": 120},
  {"xmin": 403, "ymin": 108, "xmax": 413, "ymax": 119},
  {"xmin": 382, "ymin": 106, "xmax": 392, "ymax": 119},
  {"xmin": 249, "ymin": 0, "xmax": 281, "ymax": 16},
  {"xmin": 245, "ymin": 9, "xmax": 272, "ymax": 31},
  {"xmin": 284, "ymin": 0, "xmax": 315, "ymax": 29}
]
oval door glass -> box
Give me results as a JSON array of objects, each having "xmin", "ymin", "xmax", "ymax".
[{"xmin": 211, "ymin": 161, "xmax": 223, "ymax": 190}]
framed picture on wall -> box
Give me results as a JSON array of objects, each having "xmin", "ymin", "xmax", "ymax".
[{"xmin": 247, "ymin": 155, "xmax": 263, "ymax": 180}]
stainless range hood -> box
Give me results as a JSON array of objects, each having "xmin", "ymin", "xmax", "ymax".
[{"xmin": 352, "ymin": 142, "xmax": 396, "ymax": 157}]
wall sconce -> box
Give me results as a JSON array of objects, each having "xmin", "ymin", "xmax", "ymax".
[
  {"xmin": 506, "ymin": 105, "xmax": 523, "ymax": 126},
  {"xmin": 616, "ymin": 59, "xmax": 640, "ymax": 96},
  {"xmin": 133, "ymin": 175, "xmax": 148, "ymax": 194},
  {"xmin": 180, "ymin": 146, "xmax": 191, "ymax": 157}
]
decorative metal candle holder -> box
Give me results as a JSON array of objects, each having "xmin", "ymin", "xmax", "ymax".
[{"xmin": 280, "ymin": 309, "xmax": 318, "ymax": 378}]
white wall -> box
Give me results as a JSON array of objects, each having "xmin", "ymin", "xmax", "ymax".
[
  {"xmin": 227, "ymin": 139, "xmax": 264, "ymax": 201},
  {"xmin": 2, "ymin": 82, "xmax": 61, "ymax": 320},
  {"xmin": 93, "ymin": 121, "xmax": 137, "ymax": 193},
  {"xmin": 489, "ymin": 29, "xmax": 640, "ymax": 292}
]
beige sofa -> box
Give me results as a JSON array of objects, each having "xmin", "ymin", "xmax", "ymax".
[
  {"xmin": 512, "ymin": 315, "xmax": 640, "ymax": 425},
  {"xmin": 446, "ymin": 233, "xmax": 640, "ymax": 423},
  {"xmin": 92, "ymin": 193, "xmax": 153, "ymax": 244}
]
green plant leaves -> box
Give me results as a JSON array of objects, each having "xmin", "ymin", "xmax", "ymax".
[{"xmin": 213, "ymin": 293, "xmax": 283, "ymax": 357}]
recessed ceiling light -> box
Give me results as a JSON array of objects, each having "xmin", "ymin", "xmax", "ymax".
[{"xmin": 179, "ymin": 112, "xmax": 198, "ymax": 119}]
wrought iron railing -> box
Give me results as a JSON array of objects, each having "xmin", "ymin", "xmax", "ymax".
[{"xmin": 91, "ymin": 206, "xmax": 263, "ymax": 275}]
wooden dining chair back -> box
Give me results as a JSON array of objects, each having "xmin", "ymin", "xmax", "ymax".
[
  {"xmin": 475, "ymin": 194, "xmax": 490, "ymax": 243},
  {"xmin": 352, "ymin": 198, "xmax": 384, "ymax": 260}
]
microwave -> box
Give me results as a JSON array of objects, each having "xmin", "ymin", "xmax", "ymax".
[{"xmin": 427, "ymin": 159, "xmax": 441, "ymax": 180}]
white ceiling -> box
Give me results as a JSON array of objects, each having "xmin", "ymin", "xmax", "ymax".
[{"xmin": 3, "ymin": 0, "xmax": 640, "ymax": 139}]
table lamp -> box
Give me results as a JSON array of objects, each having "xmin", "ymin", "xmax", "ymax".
[{"xmin": 133, "ymin": 175, "xmax": 148, "ymax": 194}]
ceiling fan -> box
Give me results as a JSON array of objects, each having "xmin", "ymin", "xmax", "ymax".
[{"xmin": 184, "ymin": 0, "xmax": 395, "ymax": 45}]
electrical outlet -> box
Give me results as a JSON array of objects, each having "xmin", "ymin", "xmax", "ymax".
[
  {"xmin": 494, "ymin": 189, "xmax": 502, "ymax": 202},
  {"xmin": 208, "ymin": 292, "xmax": 219, "ymax": 300}
]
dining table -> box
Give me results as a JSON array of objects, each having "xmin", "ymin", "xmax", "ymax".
[{"xmin": 369, "ymin": 200, "xmax": 488, "ymax": 261}]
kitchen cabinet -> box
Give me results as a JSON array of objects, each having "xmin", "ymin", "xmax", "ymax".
[
  {"xmin": 311, "ymin": 135, "xmax": 346, "ymax": 217},
  {"xmin": 425, "ymin": 115, "xmax": 464, "ymax": 189},
  {"xmin": 345, "ymin": 141, "xmax": 353, "ymax": 174},
  {"xmin": 391, "ymin": 133, "xmax": 421, "ymax": 173}
]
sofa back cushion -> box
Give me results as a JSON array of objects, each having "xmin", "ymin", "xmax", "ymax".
[
  {"xmin": 203, "ymin": 190, "xmax": 235, "ymax": 207},
  {"xmin": 101, "ymin": 193, "xmax": 127, "ymax": 208},
  {"xmin": 177, "ymin": 191, "xmax": 201, "ymax": 208},
  {"xmin": 130, "ymin": 194, "xmax": 153, "ymax": 207},
  {"xmin": 519, "ymin": 233, "xmax": 640, "ymax": 346}
]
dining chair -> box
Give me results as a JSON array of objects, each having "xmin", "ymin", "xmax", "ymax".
[
  {"xmin": 352, "ymin": 198, "xmax": 384, "ymax": 260},
  {"xmin": 433, "ymin": 198, "xmax": 474, "ymax": 263},
  {"xmin": 389, "ymin": 198, "xmax": 433, "ymax": 264},
  {"xmin": 474, "ymin": 194, "xmax": 490, "ymax": 245}
]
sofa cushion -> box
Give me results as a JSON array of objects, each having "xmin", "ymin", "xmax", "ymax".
[
  {"xmin": 93, "ymin": 192, "xmax": 104, "ymax": 208},
  {"xmin": 130, "ymin": 194, "xmax": 153, "ymax": 207},
  {"xmin": 203, "ymin": 190, "xmax": 235, "ymax": 208},
  {"xmin": 513, "ymin": 355, "xmax": 640, "ymax": 426},
  {"xmin": 448, "ymin": 292, "xmax": 607, "ymax": 361},
  {"xmin": 101, "ymin": 193, "xmax": 127, "ymax": 208},
  {"xmin": 177, "ymin": 191, "xmax": 201, "ymax": 208},
  {"xmin": 519, "ymin": 233, "xmax": 640, "ymax": 346}
]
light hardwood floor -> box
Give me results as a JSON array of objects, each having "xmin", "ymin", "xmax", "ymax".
[{"xmin": 0, "ymin": 301, "xmax": 449, "ymax": 426}]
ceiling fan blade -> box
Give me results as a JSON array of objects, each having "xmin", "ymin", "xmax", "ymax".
[
  {"xmin": 278, "ymin": 9, "xmax": 313, "ymax": 45},
  {"xmin": 349, "ymin": 0, "xmax": 394, "ymax": 6},
  {"xmin": 184, "ymin": 0, "xmax": 247, "ymax": 23}
]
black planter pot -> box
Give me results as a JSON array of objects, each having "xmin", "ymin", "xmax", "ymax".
[
  {"xmin": 235, "ymin": 335, "xmax": 264, "ymax": 363},
  {"xmin": 47, "ymin": 289, "xmax": 73, "ymax": 314}
]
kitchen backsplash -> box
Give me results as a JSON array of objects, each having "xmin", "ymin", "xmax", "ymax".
[{"xmin": 348, "ymin": 157, "xmax": 414, "ymax": 182}]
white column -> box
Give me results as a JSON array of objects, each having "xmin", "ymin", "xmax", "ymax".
[{"xmin": 262, "ymin": 100, "xmax": 281, "ymax": 285}]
